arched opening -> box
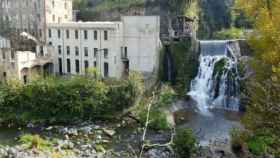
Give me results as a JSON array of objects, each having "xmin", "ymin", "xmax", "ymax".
[
  {"xmin": 21, "ymin": 67, "xmax": 29, "ymax": 84},
  {"xmin": 43, "ymin": 62, "xmax": 54, "ymax": 77}
]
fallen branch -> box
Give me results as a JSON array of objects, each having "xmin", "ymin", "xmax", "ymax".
[{"xmin": 139, "ymin": 92, "xmax": 155, "ymax": 158}]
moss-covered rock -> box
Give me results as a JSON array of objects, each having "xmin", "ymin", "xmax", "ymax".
[
  {"xmin": 213, "ymin": 58, "xmax": 227, "ymax": 77},
  {"xmin": 159, "ymin": 39, "xmax": 199, "ymax": 96}
]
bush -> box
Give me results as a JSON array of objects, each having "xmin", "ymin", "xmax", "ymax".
[
  {"xmin": 0, "ymin": 73, "xmax": 144, "ymax": 124},
  {"xmin": 19, "ymin": 134, "xmax": 54, "ymax": 151},
  {"xmin": 213, "ymin": 27, "xmax": 245, "ymax": 40},
  {"xmin": 138, "ymin": 85, "xmax": 176, "ymax": 130},
  {"xmin": 173, "ymin": 128, "xmax": 197, "ymax": 158},
  {"xmin": 230, "ymin": 129, "xmax": 279, "ymax": 157},
  {"xmin": 230, "ymin": 128, "xmax": 248, "ymax": 155}
]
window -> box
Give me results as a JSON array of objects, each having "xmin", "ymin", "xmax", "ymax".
[
  {"xmin": 2, "ymin": 51, "xmax": 6, "ymax": 59},
  {"xmin": 84, "ymin": 60, "xmax": 89, "ymax": 72},
  {"xmin": 52, "ymin": 14, "xmax": 55, "ymax": 22},
  {"xmin": 84, "ymin": 30, "xmax": 88, "ymax": 39},
  {"xmin": 75, "ymin": 30, "xmax": 79, "ymax": 39},
  {"xmin": 57, "ymin": 29, "xmax": 61, "ymax": 38},
  {"xmin": 124, "ymin": 46, "xmax": 128, "ymax": 58},
  {"xmin": 94, "ymin": 30, "xmax": 97, "ymax": 40},
  {"xmin": 67, "ymin": 59, "xmax": 71, "ymax": 73},
  {"xmin": 49, "ymin": 42, "xmax": 52, "ymax": 46},
  {"xmin": 94, "ymin": 61, "xmax": 97, "ymax": 67},
  {"xmin": 40, "ymin": 46, "xmax": 44, "ymax": 56},
  {"xmin": 66, "ymin": 30, "xmax": 70, "ymax": 39},
  {"xmin": 104, "ymin": 30, "xmax": 108, "ymax": 40},
  {"xmin": 75, "ymin": 46, "xmax": 79, "ymax": 56},
  {"xmin": 11, "ymin": 51, "xmax": 15, "ymax": 59},
  {"xmin": 94, "ymin": 48, "xmax": 98, "ymax": 58},
  {"xmin": 104, "ymin": 62, "xmax": 109, "ymax": 77},
  {"xmin": 84, "ymin": 47, "xmax": 88, "ymax": 57},
  {"xmin": 64, "ymin": 2, "xmax": 68, "ymax": 9},
  {"xmin": 48, "ymin": 29, "xmax": 52, "ymax": 38},
  {"xmin": 58, "ymin": 58, "xmax": 63, "ymax": 75},
  {"xmin": 66, "ymin": 46, "xmax": 70, "ymax": 55},
  {"xmin": 75, "ymin": 60, "xmax": 80, "ymax": 73},
  {"xmin": 58, "ymin": 45, "xmax": 62, "ymax": 55},
  {"xmin": 52, "ymin": 0, "xmax": 55, "ymax": 8},
  {"xmin": 3, "ymin": 72, "xmax": 6, "ymax": 81},
  {"xmin": 39, "ymin": 29, "xmax": 42, "ymax": 37},
  {"xmin": 104, "ymin": 48, "xmax": 108, "ymax": 59}
]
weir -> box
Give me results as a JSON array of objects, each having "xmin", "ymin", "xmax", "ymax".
[{"xmin": 188, "ymin": 40, "xmax": 241, "ymax": 115}]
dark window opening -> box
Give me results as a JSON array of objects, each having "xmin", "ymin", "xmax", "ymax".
[
  {"xmin": 75, "ymin": 30, "xmax": 79, "ymax": 39},
  {"xmin": 104, "ymin": 30, "xmax": 108, "ymax": 40},
  {"xmin": 58, "ymin": 58, "xmax": 63, "ymax": 75},
  {"xmin": 84, "ymin": 30, "xmax": 88, "ymax": 39},
  {"xmin": 57, "ymin": 29, "xmax": 61, "ymax": 38},
  {"xmin": 66, "ymin": 30, "xmax": 70, "ymax": 38},
  {"xmin": 84, "ymin": 47, "xmax": 88, "ymax": 57},
  {"xmin": 94, "ymin": 30, "xmax": 97, "ymax": 40},
  {"xmin": 75, "ymin": 60, "xmax": 80, "ymax": 73},
  {"xmin": 104, "ymin": 48, "xmax": 108, "ymax": 59},
  {"xmin": 66, "ymin": 46, "xmax": 70, "ymax": 55},
  {"xmin": 48, "ymin": 29, "xmax": 52, "ymax": 38},
  {"xmin": 75, "ymin": 46, "xmax": 79, "ymax": 56},
  {"xmin": 84, "ymin": 60, "xmax": 89, "ymax": 72},
  {"xmin": 104, "ymin": 62, "xmax": 109, "ymax": 77},
  {"xmin": 67, "ymin": 59, "xmax": 71, "ymax": 73},
  {"xmin": 58, "ymin": 45, "xmax": 62, "ymax": 54}
]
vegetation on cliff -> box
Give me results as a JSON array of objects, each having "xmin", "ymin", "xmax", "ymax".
[{"xmin": 231, "ymin": 0, "xmax": 280, "ymax": 157}]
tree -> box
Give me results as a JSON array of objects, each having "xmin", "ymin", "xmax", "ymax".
[{"xmin": 235, "ymin": 0, "xmax": 280, "ymax": 156}]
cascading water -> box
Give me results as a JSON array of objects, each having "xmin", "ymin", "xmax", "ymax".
[{"xmin": 188, "ymin": 40, "xmax": 241, "ymax": 115}]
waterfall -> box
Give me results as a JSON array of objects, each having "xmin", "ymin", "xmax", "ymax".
[{"xmin": 188, "ymin": 40, "xmax": 240, "ymax": 115}]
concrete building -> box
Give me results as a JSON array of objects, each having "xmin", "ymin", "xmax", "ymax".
[
  {"xmin": 0, "ymin": 0, "xmax": 161, "ymax": 82},
  {"xmin": 47, "ymin": 16, "xmax": 161, "ymax": 78},
  {"xmin": 0, "ymin": 35, "xmax": 53, "ymax": 82},
  {"xmin": 0, "ymin": 0, "xmax": 72, "ymax": 40}
]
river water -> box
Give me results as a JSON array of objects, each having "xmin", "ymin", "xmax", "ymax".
[{"xmin": 171, "ymin": 100, "xmax": 243, "ymax": 146}]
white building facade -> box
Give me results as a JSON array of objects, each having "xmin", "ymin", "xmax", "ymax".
[
  {"xmin": 47, "ymin": 16, "xmax": 161, "ymax": 78},
  {"xmin": 0, "ymin": 0, "xmax": 72, "ymax": 40},
  {"xmin": 1, "ymin": 0, "xmax": 161, "ymax": 81}
]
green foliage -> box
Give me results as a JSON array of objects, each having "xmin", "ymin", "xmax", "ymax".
[
  {"xmin": 173, "ymin": 128, "xmax": 197, "ymax": 158},
  {"xmin": 94, "ymin": 0, "xmax": 145, "ymax": 12},
  {"xmin": 166, "ymin": 40, "xmax": 198, "ymax": 95},
  {"xmin": 213, "ymin": 27, "xmax": 245, "ymax": 40},
  {"xmin": 73, "ymin": 0, "xmax": 88, "ymax": 10},
  {"xmin": 231, "ymin": 129, "xmax": 279, "ymax": 157},
  {"xmin": 213, "ymin": 58, "xmax": 227, "ymax": 77},
  {"xmin": 19, "ymin": 134, "xmax": 54, "ymax": 151},
  {"xmin": 156, "ymin": 85, "xmax": 177, "ymax": 108},
  {"xmin": 0, "ymin": 74, "xmax": 143, "ymax": 124},
  {"xmin": 138, "ymin": 85, "xmax": 176, "ymax": 130}
]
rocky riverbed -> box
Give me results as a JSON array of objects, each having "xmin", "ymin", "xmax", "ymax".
[
  {"xmin": 0, "ymin": 118, "xmax": 176, "ymax": 158},
  {"xmin": 0, "ymin": 99, "xmax": 244, "ymax": 158}
]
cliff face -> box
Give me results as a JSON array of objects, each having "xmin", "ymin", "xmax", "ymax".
[
  {"xmin": 76, "ymin": 0, "xmax": 189, "ymax": 37},
  {"xmin": 197, "ymin": 0, "xmax": 234, "ymax": 39}
]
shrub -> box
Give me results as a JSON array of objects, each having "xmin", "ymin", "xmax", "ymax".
[
  {"xmin": 173, "ymin": 128, "xmax": 197, "ymax": 158},
  {"xmin": 0, "ymin": 74, "xmax": 144, "ymax": 124},
  {"xmin": 139, "ymin": 109, "xmax": 170, "ymax": 131},
  {"xmin": 19, "ymin": 134, "xmax": 54, "ymax": 151},
  {"xmin": 230, "ymin": 128, "xmax": 248, "ymax": 155},
  {"xmin": 138, "ymin": 85, "xmax": 176, "ymax": 130},
  {"xmin": 213, "ymin": 27, "xmax": 245, "ymax": 40}
]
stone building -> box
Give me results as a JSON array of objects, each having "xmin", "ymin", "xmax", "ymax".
[{"xmin": 0, "ymin": 35, "xmax": 53, "ymax": 82}]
